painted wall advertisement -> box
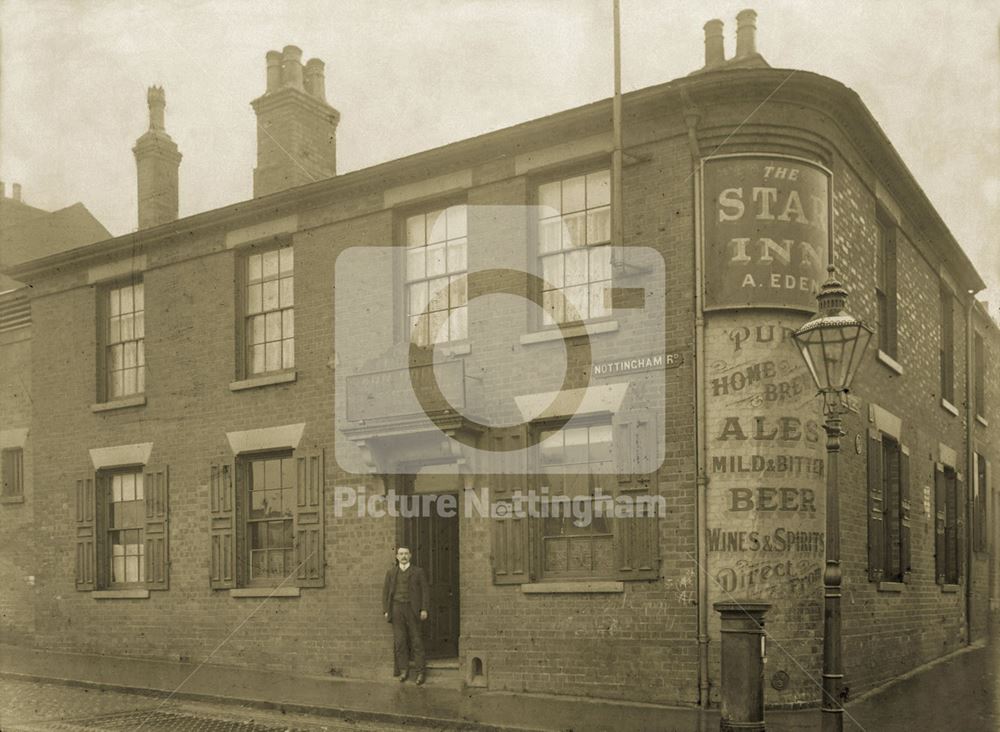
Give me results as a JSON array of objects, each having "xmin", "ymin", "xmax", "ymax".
[
  {"xmin": 702, "ymin": 155, "xmax": 830, "ymax": 312},
  {"xmin": 704, "ymin": 315, "xmax": 826, "ymax": 703}
]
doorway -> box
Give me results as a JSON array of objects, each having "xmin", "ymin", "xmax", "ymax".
[{"xmin": 398, "ymin": 478, "xmax": 460, "ymax": 659}]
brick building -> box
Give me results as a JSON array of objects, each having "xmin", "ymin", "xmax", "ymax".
[
  {"xmin": 2, "ymin": 10, "xmax": 997, "ymax": 711},
  {"xmin": 1, "ymin": 184, "xmax": 111, "ymax": 643}
]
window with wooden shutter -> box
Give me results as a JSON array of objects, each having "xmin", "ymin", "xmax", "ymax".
[
  {"xmin": 934, "ymin": 463, "xmax": 947, "ymax": 584},
  {"xmin": 612, "ymin": 410, "xmax": 659, "ymax": 581},
  {"xmin": 538, "ymin": 420, "xmax": 615, "ymax": 579},
  {"xmin": 488, "ymin": 425, "xmax": 532, "ymax": 584},
  {"xmin": 75, "ymin": 474, "xmax": 97, "ymax": 591},
  {"xmin": 953, "ymin": 473, "xmax": 964, "ymax": 584},
  {"xmin": 867, "ymin": 429, "xmax": 884, "ymax": 582},
  {"xmin": 210, "ymin": 459, "xmax": 236, "ymax": 589},
  {"xmin": 144, "ymin": 465, "xmax": 169, "ymax": 590},
  {"xmin": 1, "ymin": 447, "xmax": 24, "ymax": 500},
  {"xmin": 293, "ymin": 447, "xmax": 325, "ymax": 588},
  {"xmin": 899, "ymin": 446, "xmax": 911, "ymax": 582}
]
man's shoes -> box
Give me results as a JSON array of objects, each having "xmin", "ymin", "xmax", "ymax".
[
  {"xmin": 415, "ymin": 672, "xmax": 426, "ymax": 686},
  {"xmin": 398, "ymin": 670, "xmax": 409, "ymax": 683}
]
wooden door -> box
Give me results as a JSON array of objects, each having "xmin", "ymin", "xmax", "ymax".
[{"xmin": 400, "ymin": 495, "xmax": 460, "ymax": 659}]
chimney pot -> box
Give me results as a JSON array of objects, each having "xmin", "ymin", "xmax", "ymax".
[
  {"xmin": 12, "ymin": 183, "xmax": 21, "ymax": 202},
  {"xmin": 147, "ymin": 85, "xmax": 166, "ymax": 130},
  {"xmin": 703, "ymin": 19, "xmax": 725, "ymax": 67},
  {"xmin": 735, "ymin": 9, "xmax": 758, "ymax": 59},
  {"xmin": 266, "ymin": 50, "xmax": 283, "ymax": 93},
  {"xmin": 304, "ymin": 58, "xmax": 327, "ymax": 102},
  {"xmin": 281, "ymin": 45, "xmax": 304, "ymax": 89}
]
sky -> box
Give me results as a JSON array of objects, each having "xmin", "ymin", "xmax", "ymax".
[{"xmin": 2, "ymin": 0, "xmax": 998, "ymax": 312}]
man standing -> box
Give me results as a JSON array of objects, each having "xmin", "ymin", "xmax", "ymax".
[{"xmin": 382, "ymin": 545, "xmax": 430, "ymax": 684}]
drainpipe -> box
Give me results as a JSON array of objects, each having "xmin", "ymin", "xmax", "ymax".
[
  {"xmin": 964, "ymin": 292, "xmax": 978, "ymax": 642},
  {"xmin": 684, "ymin": 98, "xmax": 711, "ymax": 709}
]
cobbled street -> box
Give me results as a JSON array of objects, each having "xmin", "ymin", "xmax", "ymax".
[{"xmin": 0, "ymin": 678, "xmax": 456, "ymax": 732}]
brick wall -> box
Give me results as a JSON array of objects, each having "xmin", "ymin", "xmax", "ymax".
[{"xmin": 0, "ymin": 320, "xmax": 35, "ymax": 642}]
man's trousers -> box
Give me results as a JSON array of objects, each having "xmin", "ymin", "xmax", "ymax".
[{"xmin": 391, "ymin": 602, "xmax": 425, "ymax": 674}]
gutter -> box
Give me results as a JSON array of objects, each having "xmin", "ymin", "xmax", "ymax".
[{"xmin": 684, "ymin": 98, "xmax": 711, "ymax": 709}]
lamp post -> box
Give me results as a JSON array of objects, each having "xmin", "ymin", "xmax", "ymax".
[{"xmin": 791, "ymin": 265, "xmax": 873, "ymax": 732}]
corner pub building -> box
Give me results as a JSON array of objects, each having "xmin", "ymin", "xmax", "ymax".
[{"xmin": 2, "ymin": 9, "xmax": 998, "ymax": 712}]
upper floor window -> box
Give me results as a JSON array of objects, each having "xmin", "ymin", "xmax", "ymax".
[
  {"xmin": 537, "ymin": 171, "xmax": 611, "ymax": 325},
  {"xmin": 105, "ymin": 281, "xmax": 145, "ymax": 399},
  {"xmin": 939, "ymin": 282, "xmax": 955, "ymax": 404},
  {"xmin": 974, "ymin": 332, "xmax": 986, "ymax": 420},
  {"xmin": 973, "ymin": 453, "xmax": 988, "ymax": 554},
  {"xmin": 404, "ymin": 205, "xmax": 467, "ymax": 346},
  {"xmin": 245, "ymin": 245, "xmax": 294, "ymax": 375},
  {"xmin": 1, "ymin": 447, "xmax": 23, "ymax": 501},
  {"xmin": 875, "ymin": 216, "xmax": 897, "ymax": 358}
]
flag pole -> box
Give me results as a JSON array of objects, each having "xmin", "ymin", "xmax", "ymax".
[{"xmin": 611, "ymin": 0, "xmax": 625, "ymax": 270}]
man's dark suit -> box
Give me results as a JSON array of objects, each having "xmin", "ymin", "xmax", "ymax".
[{"xmin": 382, "ymin": 564, "xmax": 430, "ymax": 675}]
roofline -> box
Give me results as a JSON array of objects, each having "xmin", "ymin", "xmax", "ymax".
[{"xmin": 5, "ymin": 68, "xmax": 985, "ymax": 292}]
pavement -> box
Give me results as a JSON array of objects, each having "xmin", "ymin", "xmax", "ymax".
[{"xmin": 0, "ymin": 628, "xmax": 996, "ymax": 732}]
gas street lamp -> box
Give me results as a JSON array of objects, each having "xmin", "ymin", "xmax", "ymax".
[{"xmin": 791, "ymin": 265, "xmax": 873, "ymax": 732}]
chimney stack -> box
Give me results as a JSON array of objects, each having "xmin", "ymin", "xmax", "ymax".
[
  {"xmin": 704, "ymin": 19, "xmax": 725, "ymax": 67},
  {"xmin": 133, "ymin": 86, "xmax": 182, "ymax": 229},
  {"xmin": 11, "ymin": 183, "xmax": 21, "ymax": 202},
  {"xmin": 735, "ymin": 9, "xmax": 758, "ymax": 59},
  {"xmin": 251, "ymin": 45, "xmax": 340, "ymax": 198}
]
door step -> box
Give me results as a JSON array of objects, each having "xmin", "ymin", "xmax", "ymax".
[{"xmin": 426, "ymin": 657, "xmax": 460, "ymax": 670}]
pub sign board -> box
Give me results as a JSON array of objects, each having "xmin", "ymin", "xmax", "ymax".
[{"xmin": 702, "ymin": 154, "xmax": 831, "ymax": 312}]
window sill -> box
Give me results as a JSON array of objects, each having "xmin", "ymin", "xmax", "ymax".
[
  {"xmin": 976, "ymin": 414, "xmax": 988, "ymax": 428},
  {"xmin": 519, "ymin": 320, "xmax": 619, "ymax": 346},
  {"xmin": 437, "ymin": 341, "xmax": 471, "ymax": 357},
  {"xmin": 230, "ymin": 371, "xmax": 297, "ymax": 391},
  {"xmin": 521, "ymin": 581, "xmax": 624, "ymax": 594},
  {"xmin": 940, "ymin": 583, "xmax": 961, "ymax": 594},
  {"xmin": 91, "ymin": 395, "xmax": 146, "ymax": 413},
  {"xmin": 941, "ymin": 399, "xmax": 959, "ymax": 417},
  {"xmin": 229, "ymin": 586, "xmax": 301, "ymax": 598},
  {"xmin": 92, "ymin": 589, "xmax": 149, "ymax": 599},
  {"xmin": 876, "ymin": 350, "xmax": 903, "ymax": 375},
  {"xmin": 0, "ymin": 495, "xmax": 24, "ymax": 505},
  {"xmin": 877, "ymin": 581, "xmax": 905, "ymax": 593}
]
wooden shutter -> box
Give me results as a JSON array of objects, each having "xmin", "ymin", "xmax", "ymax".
[
  {"xmin": 613, "ymin": 410, "xmax": 659, "ymax": 581},
  {"xmin": 955, "ymin": 472, "xmax": 965, "ymax": 583},
  {"xmin": 144, "ymin": 465, "xmax": 169, "ymax": 590},
  {"xmin": 293, "ymin": 447, "xmax": 326, "ymax": 588},
  {"xmin": 934, "ymin": 463, "xmax": 946, "ymax": 585},
  {"xmin": 489, "ymin": 426, "xmax": 532, "ymax": 584},
  {"xmin": 899, "ymin": 446, "xmax": 911, "ymax": 582},
  {"xmin": 75, "ymin": 474, "xmax": 97, "ymax": 591},
  {"xmin": 867, "ymin": 429, "xmax": 884, "ymax": 582},
  {"xmin": 209, "ymin": 459, "xmax": 236, "ymax": 589}
]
